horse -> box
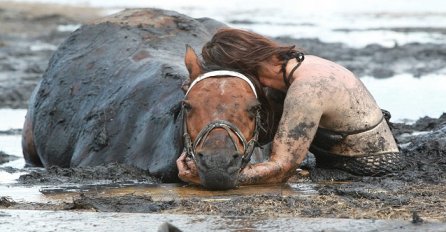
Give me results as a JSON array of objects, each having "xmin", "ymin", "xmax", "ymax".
[
  {"xmin": 182, "ymin": 46, "xmax": 271, "ymax": 189},
  {"xmin": 21, "ymin": 8, "xmax": 283, "ymax": 189}
]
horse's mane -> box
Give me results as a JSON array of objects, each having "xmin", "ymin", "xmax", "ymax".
[{"xmin": 202, "ymin": 64, "xmax": 285, "ymax": 145}]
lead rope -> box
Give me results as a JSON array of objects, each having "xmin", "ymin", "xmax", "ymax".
[{"xmin": 281, "ymin": 52, "xmax": 305, "ymax": 88}]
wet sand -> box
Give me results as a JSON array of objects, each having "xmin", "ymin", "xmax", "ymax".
[
  {"xmin": 3, "ymin": 209, "xmax": 445, "ymax": 232},
  {"xmin": 0, "ymin": 2, "xmax": 446, "ymax": 231}
]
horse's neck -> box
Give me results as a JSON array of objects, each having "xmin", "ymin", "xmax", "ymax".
[{"xmin": 258, "ymin": 87, "xmax": 285, "ymax": 145}]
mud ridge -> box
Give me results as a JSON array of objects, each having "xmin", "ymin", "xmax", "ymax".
[{"xmin": 18, "ymin": 163, "xmax": 161, "ymax": 185}]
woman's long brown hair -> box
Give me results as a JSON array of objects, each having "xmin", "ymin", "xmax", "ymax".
[{"xmin": 202, "ymin": 28, "xmax": 301, "ymax": 78}]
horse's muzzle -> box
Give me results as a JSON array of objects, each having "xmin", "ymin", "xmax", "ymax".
[{"xmin": 194, "ymin": 149, "xmax": 243, "ymax": 190}]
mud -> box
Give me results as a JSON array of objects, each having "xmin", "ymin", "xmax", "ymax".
[
  {"xmin": 0, "ymin": 150, "xmax": 18, "ymax": 164},
  {"xmin": 2, "ymin": 210, "xmax": 444, "ymax": 232},
  {"xmin": 276, "ymin": 37, "xmax": 446, "ymax": 78},
  {"xmin": 17, "ymin": 163, "xmax": 160, "ymax": 185},
  {"xmin": 0, "ymin": 1, "xmax": 445, "ymax": 228},
  {"xmin": 0, "ymin": 2, "xmax": 101, "ymax": 108},
  {"xmin": 1, "ymin": 115, "xmax": 444, "ymax": 222}
]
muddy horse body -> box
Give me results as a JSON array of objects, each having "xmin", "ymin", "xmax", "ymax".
[{"xmin": 22, "ymin": 9, "xmax": 226, "ymax": 181}]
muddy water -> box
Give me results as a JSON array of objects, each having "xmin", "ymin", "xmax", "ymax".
[
  {"xmin": 1, "ymin": 176, "xmax": 318, "ymax": 205},
  {"xmin": 0, "ymin": 100, "xmax": 445, "ymax": 228},
  {"xmin": 1, "ymin": 209, "xmax": 445, "ymax": 232},
  {"xmin": 42, "ymin": 182, "xmax": 318, "ymax": 201}
]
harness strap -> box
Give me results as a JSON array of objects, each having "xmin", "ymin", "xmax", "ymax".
[
  {"xmin": 194, "ymin": 120, "xmax": 248, "ymax": 153},
  {"xmin": 281, "ymin": 52, "xmax": 305, "ymax": 87}
]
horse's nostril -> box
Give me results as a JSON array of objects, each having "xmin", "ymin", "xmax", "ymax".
[{"xmin": 197, "ymin": 152, "xmax": 204, "ymax": 159}]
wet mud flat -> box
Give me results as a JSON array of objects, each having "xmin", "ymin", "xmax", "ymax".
[
  {"xmin": 0, "ymin": 2, "xmax": 101, "ymax": 108},
  {"xmin": 1, "ymin": 210, "xmax": 444, "ymax": 232},
  {"xmin": 1, "ymin": 115, "xmax": 445, "ymax": 230}
]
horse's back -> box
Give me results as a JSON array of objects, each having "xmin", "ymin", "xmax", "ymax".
[{"xmin": 24, "ymin": 8, "xmax": 225, "ymax": 181}]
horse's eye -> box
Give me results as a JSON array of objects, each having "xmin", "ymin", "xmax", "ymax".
[
  {"xmin": 183, "ymin": 101, "xmax": 192, "ymax": 112},
  {"xmin": 248, "ymin": 103, "xmax": 261, "ymax": 117}
]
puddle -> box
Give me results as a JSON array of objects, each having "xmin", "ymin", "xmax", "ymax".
[
  {"xmin": 42, "ymin": 182, "xmax": 315, "ymax": 200},
  {"xmin": 1, "ymin": 179, "xmax": 319, "ymax": 205}
]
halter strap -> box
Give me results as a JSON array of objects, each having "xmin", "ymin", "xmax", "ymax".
[{"xmin": 185, "ymin": 70, "xmax": 258, "ymax": 98}]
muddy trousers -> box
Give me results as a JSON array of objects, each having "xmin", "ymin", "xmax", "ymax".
[{"xmin": 314, "ymin": 152, "xmax": 403, "ymax": 176}]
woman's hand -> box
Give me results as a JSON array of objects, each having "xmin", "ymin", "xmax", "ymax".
[
  {"xmin": 176, "ymin": 152, "xmax": 201, "ymax": 185},
  {"xmin": 238, "ymin": 160, "xmax": 290, "ymax": 185}
]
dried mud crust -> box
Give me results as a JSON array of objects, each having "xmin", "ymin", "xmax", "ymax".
[{"xmin": 69, "ymin": 194, "xmax": 176, "ymax": 213}]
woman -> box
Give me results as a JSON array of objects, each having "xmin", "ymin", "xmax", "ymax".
[{"xmin": 177, "ymin": 28, "xmax": 402, "ymax": 185}]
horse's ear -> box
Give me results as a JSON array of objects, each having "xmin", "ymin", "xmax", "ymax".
[{"xmin": 184, "ymin": 45, "xmax": 202, "ymax": 81}]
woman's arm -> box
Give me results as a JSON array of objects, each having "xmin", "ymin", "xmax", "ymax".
[{"xmin": 238, "ymin": 81, "xmax": 324, "ymax": 185}]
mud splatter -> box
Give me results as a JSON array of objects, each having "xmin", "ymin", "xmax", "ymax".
[{"xmin": 289, "ymin": 122, "xmax": 316, "ymax": 140}]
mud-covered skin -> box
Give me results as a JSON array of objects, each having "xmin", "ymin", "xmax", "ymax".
[
  {"xmin": 22, "ymin": 9, "xmax": 227, "ymax": 182},
  {"xmin": 238, "ymin": 55, "xmax": 401, "ymax": 185}
]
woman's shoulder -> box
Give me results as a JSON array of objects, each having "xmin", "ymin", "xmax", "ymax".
[
  {"xmin": 295, "ymin": 55, "xmax": 357, "ymax": 88},
  {"xmin": 301, "ymin": 55, "xmax": 352, "ymax": 74}
]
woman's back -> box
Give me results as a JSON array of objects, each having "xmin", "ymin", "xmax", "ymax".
[{"xmin": 295, "ymin": 55, "xmax": 384, "ymax": 132}]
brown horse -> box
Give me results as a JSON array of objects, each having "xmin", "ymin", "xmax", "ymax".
[
  {"xmin": 21, "ymin": 9, "xmax": 282, "ymax": 190},
  {"xmin": 183, "ymin": 46, "xmax": 273, "ymax": 189}
]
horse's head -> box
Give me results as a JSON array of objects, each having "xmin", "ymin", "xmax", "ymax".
[{"xmin": 182, "ymin": 46, "xmax": 261, "ymax": 190}]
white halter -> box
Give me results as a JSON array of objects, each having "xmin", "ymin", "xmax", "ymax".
[{"xmin": 185, "ymin": 70, "xmax": 258, "ymax": 98}]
